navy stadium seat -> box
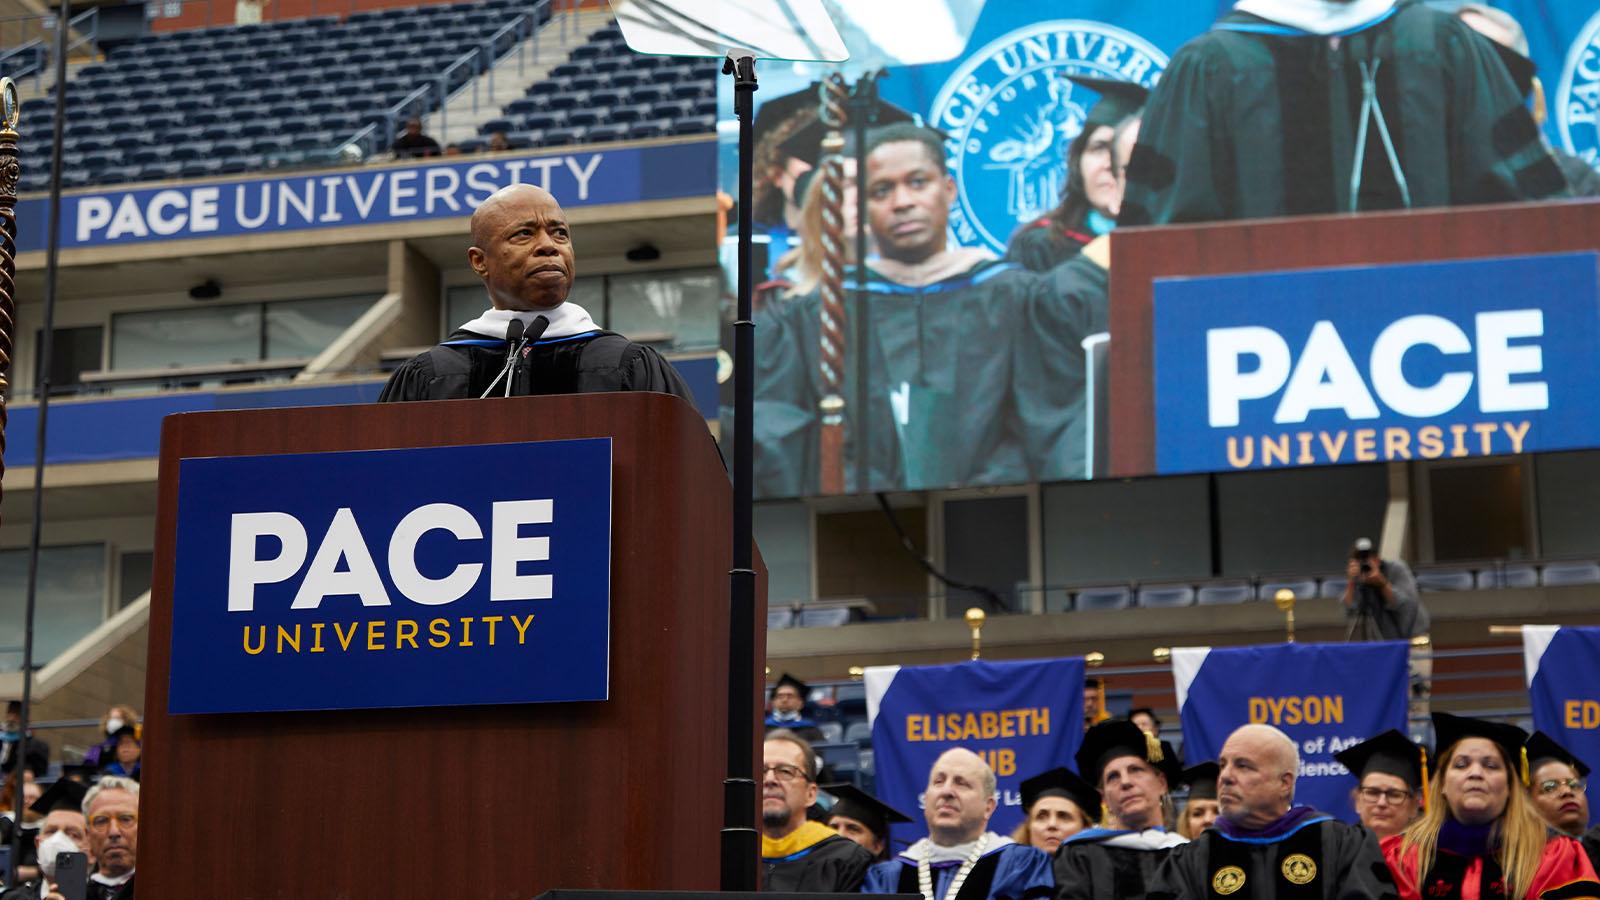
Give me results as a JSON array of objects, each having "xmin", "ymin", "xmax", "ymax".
[
  {"xmin": 627, "ymin": 118, "xmax": 672, "ymax": 140},
  {"xmin": 1476, "ymin": 564, "xmax": 1538, "ymax": 589},
  {"xmin": 1257, "ymin": 578, "xmax": 1318, "ymax": 603},
  {"xmin": 1196, "ymin": 581, "xmax": 1254, "ymax": 605},
  {"xmin": 1540, "ymin": 560, "xmax": 1600, "ymax": 586},
  {"xmin": 540, "ymin": 126, "xmax": 586, "ymax": 146},
  {"xmin": 672, "ymin": 114, "xmax": 715, "ymax": 134},
  {"xmin": 566, "ymin": 109, "xmax": 601, "ymax": 127},
  {"xmin": 1074, "ymin": 586, "xmax": 1133, "ymax": 610},
  {"xmin": 1136, "ymin": 583, "xmax": 1195, "ymax": 608}
]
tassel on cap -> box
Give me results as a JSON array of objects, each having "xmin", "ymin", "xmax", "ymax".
[
  {"xmin": 1520, "ymin": 746, "xmax": 1530, "ymax": 787},
  {"xmin": 1418, "ymin": 746, "xmax": 1429, "ymax": 811}
]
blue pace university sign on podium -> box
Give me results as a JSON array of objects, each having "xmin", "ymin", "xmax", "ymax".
[{"xmin": 169, "ymin": 438, "xmax": 613, "ymax": 713}]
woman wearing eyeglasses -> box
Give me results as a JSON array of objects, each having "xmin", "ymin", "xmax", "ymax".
[
  {"xmin": 1524, "ymin": 732, "xmax": 1597, "ymax": 872},
  {"xmin": 1335, "ymin": 730, "xmax": 1425, "ymax": 839},
  {"xmin": 1383, "ymin": 714, "xmax": 1600, "ymax": 900}
]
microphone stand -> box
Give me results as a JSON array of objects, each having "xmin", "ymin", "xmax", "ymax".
[{"xmin": 477, "ymin": 315, "xmax": 548, "ymax": 399}]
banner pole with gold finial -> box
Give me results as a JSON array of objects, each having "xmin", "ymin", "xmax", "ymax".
[
  {"xmin": 965, "ymin": 607, "xmax": 985, "ymax": 660},
  {"xmin": 1274, "ymin": 588, "xmax": 1297, "ymax": 643}
]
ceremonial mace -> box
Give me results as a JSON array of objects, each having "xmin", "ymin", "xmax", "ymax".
[{"xmin": 0, "ymin": 75, "xmax": 29, "ymax": 884}]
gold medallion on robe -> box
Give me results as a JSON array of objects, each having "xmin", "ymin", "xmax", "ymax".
[
  {"xmin": 1282, "ymin": 853, "xmax": 1317, "ymax": 884},
  {"xmin": 1212, "ymin": 866, "xmax": 1246, "ymax": 895}
]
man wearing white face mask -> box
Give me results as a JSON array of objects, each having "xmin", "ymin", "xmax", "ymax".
[{"xmin": 1, "ymin": 778, "xmax": 92, "ymax": 900}]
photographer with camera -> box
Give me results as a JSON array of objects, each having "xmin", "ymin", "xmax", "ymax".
[{"xmin": 1341, "ymin": 538, "xmax": 1428, "ymax": 642}]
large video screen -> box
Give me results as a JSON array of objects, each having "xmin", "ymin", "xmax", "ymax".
[{"xmin": 721, "ymin": 0, "xmax": 1600, "ymax": 500}]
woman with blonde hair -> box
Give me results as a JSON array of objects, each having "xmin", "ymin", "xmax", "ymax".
[
  {"xmin": 1175, "ymin": 762, "xmax": 1220, "ymax": 840},
  {"xmin": 1383, "ymin": 713, "xmax": 1599, "ymax": 899}
]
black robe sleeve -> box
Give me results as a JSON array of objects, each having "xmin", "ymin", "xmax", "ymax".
[
  {"xmin": 1005, "ymin": 223, "xmax": 1084, "ymax": 273},
  {"xmin": 618, "ymin": 342, "xmax": 699, "ymax": 408},
  {"xmin": 751, "ymin": 295, "xmax": 821, "ymax": 499},
  {"xmin": 1011, "ymin": 256, "xmax": 1108, "ymax": 483}
]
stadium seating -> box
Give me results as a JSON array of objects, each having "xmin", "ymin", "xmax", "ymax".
[
  {"xmin": 1256, "ymin": 577, "xmax": 1317, "ymax": 603},
  {"xmin": 1135, "ymin": 583, "xmax": 1195, "ymax": 607},
  {"xmin": 1475, "ymin": 563, "xmax": 1538, "ymax": 589},
  {"xmin": 1195, "ymin": 580, "xmax": 1253, "ymax": 605},
  {"xmin": 1539, "ymin": 559, "xmax": 1600, "ymax": 586},
  {"xmin": 1073, "ymin": 585, "xmax": 1134, "ymax": 610},
  {"xmin": 480, "ymin": 20, "xmax": 716, "ymax": 142},
  {"xmin": 1414, "ymin": 567, "xmax": 1475, "ymax": 592}
]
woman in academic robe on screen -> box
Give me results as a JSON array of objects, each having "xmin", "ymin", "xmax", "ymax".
[{"xmin": 1383, "ymin": 713, "xmax": 1600, "ymax": 900}]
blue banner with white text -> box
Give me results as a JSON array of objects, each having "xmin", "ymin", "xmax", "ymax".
[
  {"xmin": 1525, "ymin": 625, "xmax": 1600, "ymax": 827},
  {"xmin": 867, "ymin": 657, "xmax": 1085, "ymax": 844},
  {"xmin": 1153, "ymin": 253, "xmax": 1600, "ymax": 476},
  {"xmin": 1173, "ymin": 642, "xmax": 1409, "ymax": 823},
  {"xmin": 169, "ymin": 438, "xmax": 613, "ymax": 713}
]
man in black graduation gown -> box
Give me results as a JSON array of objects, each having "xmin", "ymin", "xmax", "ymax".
[
  {"xmin": 1147, "ymin": 724, "xmax": 1393, "ymax": 900},
  {"xmin": 1, "ymin": 778, "xmax": 91, "ymax": 900},
  {"xmin": 1120, "ymin": 0, "xmax": 1568, "ymax": 227},
  {"xmin": 761, "ymin": 731, "xmax": 873, "ymax": 892},
  {"xmin": 1055, "ymin": 720, "xmax": 1187, "ymax": 900},
  {"xmin": 752, "ymin": 123, "xmax": 1046, "ymax": 497},
  {"xmin": 379, "ymin": 184, "xmax": 695, "ymax": 406},
  {"xmin": 766, "ymin": 673, "xmax": 826, "ymax": 744}
]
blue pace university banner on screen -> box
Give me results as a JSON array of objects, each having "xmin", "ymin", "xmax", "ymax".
[
  {"xmin": 1153, "ymin": 253, "xmax": 1600, "ymax": 476},
  {"xmin": 1525, "ymin": 625, "xmax": 1600, "ymax": 827},
  {"xmin": 1172, "ymin": 642, "xmax": 1409, "ymax": 823},
  {"xmin": 169, "ymin": 438, "xmax": 612, "ymax": 714},
  {"xmin": 866, "ymin": 657, "xmax": 1085, "ymax": 844}
]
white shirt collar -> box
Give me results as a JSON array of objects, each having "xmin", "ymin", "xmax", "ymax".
[
  {"xmin": 457, "ymin": 302, "xmax": 599, "ymax": 341},
  {"xmin": 1232, "ymin": 0, "xmax": 1397, "ymax": 35}
]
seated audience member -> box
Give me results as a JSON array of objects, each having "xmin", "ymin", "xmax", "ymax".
[
  {"xmin": 0, "ymin": 769, "xmax": 44, "ymax": 878},
  {"xmin": 1012, "ymin": 767, "xmax": 1099, "ymax": 855},
  {"xmin": 84, "ymin": 776, "xmax": 138, "ymax": 900},
  {"xmin": 487, "ymin": 131, "xmax": 511, "ymax": 153},
  {"xmin": 2, "ymin": 778, "xmax": 93, "ymax": 900},
  {"xmin": 1383, "ymin": 714, "xmax": 1600, "ymax": 900},
  {"xmin": 1176, "ymin": 763, "xmax": 1220, "ymax": 839},
  {"xmin": 1129, "ymin": 709, "xmax": 1162, "ymax": 737},
  {"xmin": 2, "ymin": 702, "xmax": 51, "ymax": 779},
  {"xmin": 1120, "ymin": 0, "xmax": 1567, "ymax": 226},
  {"xmin": 1524, "ymin": 732, "xmax": 1591, "ymax": 846},
  {"xmin": 863, "ymin": 748, "xmax": 1053, "ymax": 900},
  {"xmin": 1083, "ymin": 679, "xmax": 1109, "ymax": 731},
  {"xmin": 392, "ymin": 117, "xmax": 441, "ymax": 158},
  {"xmin": 1149, "ymin": 724, "xmax": 1392, "ymax": 898},
  {"xmin": 1056, "ymin": 721, "xmax": 1185, "ymax": 900},
  {"xmin": 823, "ymin": 783, "xmax": 910, "ymax": 861},
  {"xmin": 82, "ymin": 707, "xmax": 139, "ymax": 771},
  {"xmin": 1005, "ymin": 76, "xmax": 1146, "ymax": 272},
  {"xmin": 101, "ymin": 728, "xmax": 140, "ymax": 781},
  {"xmin": 764, "ymin": 673, "xmax": 824, "ymax": 744},
  {"xmin": 1336, "ymin": 729, "xmax": 1425, "ymax": 839},
  {"xmin": 760, "ymin": 731, "xmax": 873, "ymax": 891},
  {"xmin": 1455, "ymin": 4, "xmax": 1600, "ymax": 197}
]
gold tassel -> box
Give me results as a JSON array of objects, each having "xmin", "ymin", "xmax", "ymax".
[
  {"xmin": 1520, "ymin": 746, "xmax": 1530, "ymax": 787},
  {"xmin": 1418, "ymin": 746, "xmax": 1429, "ymax": 812},
  {"xmin": 1146, "ymin": 731, "xmax": 1164, "ymax": 764}
]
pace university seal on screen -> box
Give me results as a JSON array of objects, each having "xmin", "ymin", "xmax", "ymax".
[
  {"xmin": 929, "ymin": 21, "xmax": 1165, "ymax": 254},
  {"xmin": 1557, "ymin": 8, "xmax": 1600, "ymax": 170}
]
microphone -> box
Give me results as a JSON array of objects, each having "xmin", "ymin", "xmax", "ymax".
[
  {"xmin": 479, "ymin": 315, "xmax": 550, "ymax": 399},
  {"xmin": 508, "ymin": 315, "xmax": 550, "ymax": 397}
]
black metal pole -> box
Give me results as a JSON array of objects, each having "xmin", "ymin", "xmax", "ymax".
[
  {"xmin": 849, "ymin": 73, "xmax": 881, "ymax": 494},
  {"xmin": 9, "ymin": 0, "xmax": 68, "ymax": 883},
  {"xmin": 719, "ymin": 47, "xmax": 759, "ymax": 894}
]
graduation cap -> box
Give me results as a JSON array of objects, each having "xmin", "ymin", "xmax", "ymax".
[
  {"xmin": 754, "ymin": 84, "xmax": 822, "ymax": 145},
  {"xmin": 59, "ymin": 763, "xmax": 98, "ymax": 783},
  {"xmin": 770, "ymin": 672, "xmax": 809, "ymax": 700},
  {"xmin": 1065, "ymin": 74, "xmax": 1150, "ymax": 132},
  {"xmin": 1526, "ymin": 731, "xmax": 1591, "ymax": 779},
  {"xmin": 1335, "ymin": 730, "xmax": 1427, "ymax": 793},
  {"xmin": 29, "ymin": 778, "xmax": 88, "ymax": 817},
  {"xmin": 1076, "ymin": 719, "xmax": 1181, "ymax": 785},
  {"xmin": 1019, "ymin": 766, "xmax": 1101, "ymax": 820},
  {"xmin": 1181, "ymin": 762, "xmax": 1220, "ymax": 801},
  {"xmin": 1431, "ymin": 712, "xmax": 1530, "ymax": 785},
  {"xmin": 776, "ymin": 98, "xmax": 924, "ymax": 164},
  {"xmin": 822, "ymin": 783, "xmax": 911, "ymax": 839}
]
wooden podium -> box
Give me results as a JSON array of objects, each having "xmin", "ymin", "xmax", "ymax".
[
  {"xmin": 139, "ymin": 393, "xmax": 764, "ymax": 899},
  {"xmin": 1107, "ymin": 199, "xmax": 1600, "ymax": 476}
]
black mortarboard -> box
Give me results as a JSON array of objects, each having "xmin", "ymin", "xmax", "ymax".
[
  {"xmin": 109, "ymin": 724, "xmax": 140, "ymax": 742},
  {"xmin": 29, "ymin": 778, "xmax": 88, "ymax": 816},
  {"xmin": 1076, "ymin": 719, "xmax": 1181, "ymax": 785},
  {"xmin": 822, "ymin": 783, "xmax": 911, "ymax": 839},
  {"xmin": 1019, "ymin": 766, "xmax": 1101, "ymax": 820},
  {"xmin": 1431, "ymin": 712, "xmax": 1530, "ymax": 784},
  {"xmin": 1065, "ymin": 75, "xmax": 1150, "ymax": 132},
  {"xmin": 1526, "ymin": 731, "xmax": 1591, "ymax": 778},
  {"xmin": 1181, "ymin": 762, "xmax": 1220, "ymax": 801},
  {"xmin": 59, "ymin": 764, "xmax": 98, "ymax": 783},
  {"xmin": 1335, "ymin": 730, "xmax": 1426, "ymax": 791},
  {"xmin": 770, "ymin": 673, "xmax": 809, "ymax": 700},
  {"xmin": 776, "ymin": 99, "xmax": 922, "ymax": 164}
]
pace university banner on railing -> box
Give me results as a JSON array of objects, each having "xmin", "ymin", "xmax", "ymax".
[
  {"xmin": 1172, "ymin": 642, "xmax": 1409, "ymax": 823},
  {"xmin": 168, "ymin": 438, "xmax": 613, "ymax": 714},
  {"xmin": 1524, "ymin": 624, "xmax": 1600, "ymax": 827},
  {"xmin": 865, "ymin": 657, "xmax": 1085, "ymax": 844}
]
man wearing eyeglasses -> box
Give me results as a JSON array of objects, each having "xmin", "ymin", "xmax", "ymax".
[
  {"xmin": 1525, "ymin": 731, "xmax": 1596, "ymax": 869},
  {"xmin": 760, "ymin": 731, "xmax": 873, "ymax": 892},
  {"xmin": 82, "ymin": 776, "xmax": 137, "ymax": 900}
]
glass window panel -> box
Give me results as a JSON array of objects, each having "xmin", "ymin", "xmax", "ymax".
[
  {"xmin": 941, "ymin": 495, "xmax": 1029, "ymax": 616},
  {"xmin": 1428, "ymin": 462, "xmax": 1528, "ymax": 562},
  {"xmin": 111, "ymin": 305, "xmax": 263, "ymax": 370},
  {"xmin": 814, "ymin": 508, "xmax": 927, "ymax": 620},
  {"xmin": 1216, "ymin": 465, "xmax": 1388, "ymax": 575},
  {"xmin": 1043, "ymin": 476, "xmax": 1211, "ymax": 585},
  {"xmin": 0, "ymin": 544, "xmax": 107, "ymax": 667},
  {"xmin": 119, "ymin": 551, "xmax": 154, "ymax": 608},
  {"xmin": 1536, "ymin": 451, "xmax": 1600, "ymax": 558},
  {"xmin": 34, "ymin": 325, "xmax": 104, "ymax": 396},
  {"xmin": 755, "ymin": 500, "xmax": 811, "ymax": 605},
  {"xmin": 265, "ymin": 295, "xmax": 376, "ymax": 360},
  {"xmin": 607, "ymin": 268, "xmax": 720, "ymax": 351}
]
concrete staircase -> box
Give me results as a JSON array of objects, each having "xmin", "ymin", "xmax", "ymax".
[{"xmin": 425, "ymin": 6, "xmax": 613, "ymax": 148}]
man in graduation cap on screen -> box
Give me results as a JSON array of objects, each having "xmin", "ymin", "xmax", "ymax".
[
  {"xmin": 1055, "ymin": 720, "xmax": 1186, "ymax": 900},
  {"xmin": 825, "ymin": 783, "xmax": 911, "ymax": 861},
  {"xmin": 1524, "ymin": 732, "xmax": 1595, "ymax": 861},
  {"xmin": 1335, "ymin": 729, "xmax": 1425, "ymax": 839},
  {"xmin": 379, "ymin": 184, "xmax": 695, "ymax": 405},
  {"xmin": 766, "ymin": 673, "xmax": 825, "ymax": 744}
]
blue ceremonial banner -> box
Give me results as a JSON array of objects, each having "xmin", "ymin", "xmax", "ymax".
[
  {"xmin": 1172, "ymin": 642, "xmax": 1409, "ymax": 823},
  {"xmin": 14, "ymin": 139, "xmax": 715, "ymax": 253},
  {"xmin": 866, "ymin": 657, "xmax": 1085, "ymax": 844},
  {"xmin": 168, "ymin": 438, "xmax": 613, "ymax": 714},
  {"xmin": 1152, "ymin": 253, "xmax": 1600, "ymax": 476},
  {"xmin": 1525, "ymin": 625, "xmax": 1600, "ymax": 827}
]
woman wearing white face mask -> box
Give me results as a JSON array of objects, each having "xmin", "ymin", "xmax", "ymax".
[
  {"xmin": 1, "ymin": 779, "xmax": 92, "ymax": 900},
  {"xmin": 79, "ymin": 707, "xmax": 139, "ymax": 773}
]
